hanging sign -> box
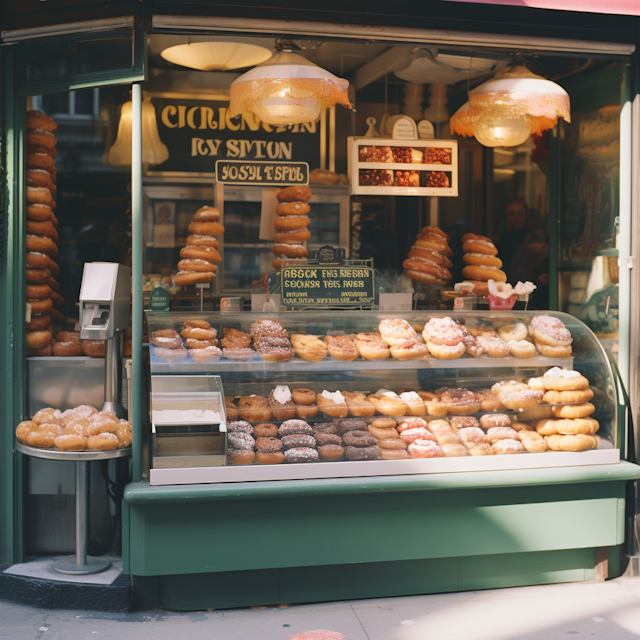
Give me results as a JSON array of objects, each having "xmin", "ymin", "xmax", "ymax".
[
  {"xmin": 150, "ymin": 98, "xmax": 321, "ymax": 175},
  {"xmin": 216, "ymin": 160, "xmax": 308, "ymax": 186}
]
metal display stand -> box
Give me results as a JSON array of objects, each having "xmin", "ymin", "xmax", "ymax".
[{"xmin": 15, "ymin": 441, "xmax": 131, "ymax": 575}]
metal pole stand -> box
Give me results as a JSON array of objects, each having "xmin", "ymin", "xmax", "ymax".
[
  {"xmin": 51, "ymin": 460, "xmax": 111, "ymax": 575},
  {"xmin": 196, "ymin": 282, "xmax": 210, "ymax": 312}
]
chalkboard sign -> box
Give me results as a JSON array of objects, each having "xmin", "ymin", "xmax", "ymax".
[
  {"xmin": 150, "ymin": 98, "xmax": 321, "ymax": 175},
  {"xmin": 216, "ymin": 160, "xmax": 308, "ymax": 186},
  {"xmin": 281, "ymin": 265, "xmax": 375, "ymax": 308}
]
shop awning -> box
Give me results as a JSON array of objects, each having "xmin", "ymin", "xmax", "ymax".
[{"xmin": 443, "ymin": 0, "xmax": 640, "ymax": 16}]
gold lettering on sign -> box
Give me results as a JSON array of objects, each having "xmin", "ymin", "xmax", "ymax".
[{"xmin": 161, "ymin": 105, "xmax": 178, "ymax": 128}]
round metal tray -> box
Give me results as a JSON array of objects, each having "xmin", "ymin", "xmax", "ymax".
[{"xmin": 15, "ymin": 440, "xmax": 131, "ymax": 461}]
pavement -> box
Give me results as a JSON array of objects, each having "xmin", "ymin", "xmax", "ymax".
[{"xmin": 5, "ymin": 576, "xmax": 640, "ymax": 639}]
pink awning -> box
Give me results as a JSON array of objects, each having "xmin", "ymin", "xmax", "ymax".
[{"xmin": 443, "ymin": 0, "xmax": 640, "ymax": 16}]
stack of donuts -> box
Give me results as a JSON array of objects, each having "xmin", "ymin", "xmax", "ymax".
[
  {"xmin": 272, "ymin": 185, "xmax": 312, "ymax": 270},
  {"xmin": 25, "ymin": 110, "xmax": 64, "ymax": 356},
  {"xmin": 460, "ymin": 233, "xmax": 506, "ymax": 296},
  {"xmin": 176, "ymin": 206, "xmax": 224, "ymax": 286},
  {"xmin": 403, "ymin": 226, "xmax": 453, "ymax": 286}
]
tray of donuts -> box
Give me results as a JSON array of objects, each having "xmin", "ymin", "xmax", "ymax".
[
  {"xmin": 15, "ymin": 405, "xmax": 132, "ymax": 453},
  {"xmin": 25, "ymin": 110, "xmax": 66, "ymax": 357}
]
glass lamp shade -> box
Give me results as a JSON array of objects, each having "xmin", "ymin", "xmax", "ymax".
[
  {"xmin": 228, "ymin": 50, "xmax": 352, "ymax": 125},
  {"xmin": 450, "ymin": 65, "xmax": 570, "ymax": 147},
  {"xmin": 160, "ymin": 41, "xmax": 272, "ymax": 71},
  {"xmin": 108, "ymin": 100, "xmax": 169, "ymax": 166}
]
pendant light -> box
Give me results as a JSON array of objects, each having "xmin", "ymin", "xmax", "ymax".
[
  {"xmin": 450, "ymin": 65, "xmax": 570, "ymax": 147},
  {"xmin": 160, "ymin": 40, "xmax": 272, "ymax": 71},
  {"xmin": 108, "ymin": 99, "xmax": 169, "ymax": 166},
  {"xmin": 228, "ymin": 40, "xmax": 352, "ymax": 126}
]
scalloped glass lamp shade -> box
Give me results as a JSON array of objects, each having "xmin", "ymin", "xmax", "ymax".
[
  {"xmin": 450, "ymin": 65, "xmax": 570, "ymax": 147},
  {"xmin": 109, "ymin": 100, "xmax": 169, "ymax": 166},
  {"xmin": 229, "ymin": 50, "xmax": 352, "ymax": 125},
  {"xmin": 160, "ymin": 41, "xmax": 272, "ymax": 71}
]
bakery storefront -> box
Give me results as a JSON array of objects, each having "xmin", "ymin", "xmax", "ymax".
[{"xmin": 2, "ymin": 1, "xmax": 640, "ymax": 610}]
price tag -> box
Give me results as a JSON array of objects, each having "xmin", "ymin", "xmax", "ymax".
[{"xmin": 216, "ymin": 160, "xmax": 309, "ymax": 186}]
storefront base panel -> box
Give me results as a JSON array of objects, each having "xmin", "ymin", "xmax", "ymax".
[{"xmin": 131, "ymin": 548, "xmax": 598, "ymax": 611}]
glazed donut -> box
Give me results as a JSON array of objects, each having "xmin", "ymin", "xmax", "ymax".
[
  {"xmin": 274, "ymin": 215, "xmax": 310, "ymax": 231},
  {"xmin": 25, "ymin": 329, "xmax": 52, "ymax": 349},
  {"xmin": 476, "ymin": 334, "xmax": 509, "ymax": 357},
  {"xmin": 507, "ymin": 340, "xmax": 536, "ymax": 358},
  {"xmin": 49, "ymin": 291, "xmax": 64, "ymax": 307},
  {"xmin": 377, "ymin": 437, "xmax": 408, "ymax": 450},
  {"xmin": 27, "ymin": 110, "xmax": 57, "ymax": 132},
  {"xmin": 180, "ymin": 245, "xmax": 222, "ymax": 263},
  {"xmin": 255, "ymin": 338, "xmax": 293, "ymax": 363},
  {"xmin": 414, "ymin": 237, "xmax": 447, "ymax": 253},
  {"xmin": 180, "ymin": 326, "xmax": 217, "ymax": 341},
  {"xmin": 368, "ymin": 423, "xmax": 399, "ymax": 440},
  {"xmin": 462, "ymin": 238, "xmax": 498, "ymax": 255},
  {"xmin": 192, "ymin": 206, "xmax": 221, "ymax": 222},
  {"xmin": 440, "ymin": 389, "xmax": 481, "ymax": 415},
  {"xmin": 177, "ymin": 259, "xmax": 217, "ymax": 273},
  {"xmin": 402, "ymin": 258, "xmax": 450, "ymax": 281},
  {"xmin": 555, "ymin": 417, "xmax": 599, "ymax": 435},
  {"xmin": 26, "ymin": 186, "xmax": 54, "ymax": 207},
  {"xmin": 367, "ymin": 393, "xmax": 408, "ymax": 416},
  {"xmin": 291, "ymin": 334, "xmax": 327, "ymax": 362},
  {"xmin": 272, "ymin": 243, "xmax": 308, "ymax": 258},
  {"xmin": 480, "ymin": 413, "xmax": 512, "ymax": 429},
  {"xmin": 26, "ymin": 313, "xmax": 51, "ymax": 332},
  {"xmin": 403, "ymin": 269, "xmax": 436, "ymax": 285},
  {"xmin": 185, "ymin": 338, "xmax": 216, "ymax": 349},
  {"xmin": 174, "ymin": 271, "xmax": 215, "ymax": 286},
  {"xmin": 543, "ymin": 388, "xmax": 594, "ymax": 405},
  {"xmin": 53, "ymin": 340, "xmax": 83, "ymax": 356},
  {"xmin": 274, "ymin": 228, "xmax": 311, "ymax": 243},
  {"xmin": 296, "ymin": 404, "xmax": 319, "ymax": 419},
  {"xmin": 26, "ymin": 152, "xmax": 55, "ymax": 174},
  {"xmin": 463, "ymin": 252, "xmax": 503, "ymax": 268},
  {"xmin": 26, "ymin": 252, "xmax": 51, "ymax": 269},
  {"xmin": 187, "ymin": 221, "xmax": 225, "ymax": 237},
  {"xmin": 185, "ymin": 234, "xmax": 219, "ymax": 248},
  {"xmin": 87, "ymin": 433, "xmax": 119, "ymax": 451},
  {"xmin": 228, "ymin": 448, "xmax": 256, "ymax": 464},
  {"xmin": 498, "ymin": 323, "xmax": 528, "ymax": 343},
  {"xmin": 317, "ymin": 392, "xmax": 349, "ymax": 418},
  {"xmin": 80, "ymin": 340, "xmax": 105, "ymax": 357},
  {"xmin": 26, "ymin": 235, "xmax": 57, "ymax": 256},
  {"xmin": 275, "ymin": 201, "xmax": 311, "ymax": 216},
  {"xmin": 536, "ymin": 343, "xmax": 572, "ymax": 357},
  {"xmin": 407, "ymin": 246, "xmax": 445, "ymax": 264},
  {"xmin": 26, "ymin": 267, "xmax": 51, "ymax": 284},
  {"xmin": 417, "ymin": 233, "xmax": 448, "ymax": 251},
  {"xmin": 27, "ymin": 297, "xmax": 53, "ymax": 315},
  {"xmin": 462, "ymin": 265, "xmax": 507, "ymax": 282},
  {"xmin": 54, "ymin": 434, "xmax": 86, "ymax": 451},
  {"xmin": 277, "ymin": 185, "xmax": 312, "ymax": 202},
  {"xmin": 256, "ymin": 451, "xmax": 284, "ymax": 464},
  {"xmin": 342, "ymin": 430, "xmax": 377, "ymax": 447},
  {"xmin": 238, "ymin": 395, "xmax": 272, "ymax": 422},
  {"xmin": 55, "ymin": 330, "xmax": 79, "ymax": 343},
  {"xmin": 184, "ymin": 320, "xmax": 212, "ymax": 330},
  {"xmin": 318, "ymin": 444, "xmax": 345, "ymax": 460},
  {"xmin": 26, "ymin": 220, "xmax": 57, "ymax": 240},
  {"xmin": 27, "ymin": 203, "xmax": 53, "ymax": 222},
  {"xmin": 545, "ymin": 434, "xmax": 598, "ymax": 452},
  {"xmin": 418, "ymin": 226, "xmax": 450, "ymax": 241},
  {"xmin": 27, "ymin": 129, "xmax": 56, "ymax": 149},
  {"xmin": 344, "ymin": 445, "xmax": 380, "ymax": 461},
  {"xmin": 291, "ymin": 388, "xmax": 316, "ymax": 405}
]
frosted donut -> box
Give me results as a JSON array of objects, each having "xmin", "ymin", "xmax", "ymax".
[
  {"xmin": 27, "ymin": 152, "xmax": 55, "ymax": 174},
  {"xmin": 181, "ymin": 326, "xmax": 217, "ymax": 341},
  {"xmin": 26, "ymin": 267, "xmax": 51, "ymax": 284},
  {"xmin": 26, "ymin": 313, "xmax": 51, "ymax": 331},
  {"xmin": 185, "ymin": 234, "xmax": 219, "ymax": 248},
  {"xmin": 272, "ymin": 243, "xmax": 308, "ymax": 258},
  {"xmin": 26, "ymin": 220, "xmax": 57, "ymax": 240},
  {"xmin": 151, "ymin": 330, "xmax": 182, "ymax": 348},
  {"xmin": 54, "ymin": 434, "xmax": 86, "ymax": 451},
  {"xmin": 192, "ymin": 206, "xmax": 220, "ymax": 222},
  {"xmin": 407, "ymin": 246, "xmax": 445, "ymax": 264},
  {"xmin": 180, "ymin": 245, "xmax": 222, "ymax": 263},
  {"xmin": 427, "ymin": 341, "xmax": 465, "ymax": 359},
  {"xmin": 508, "ymin": 340, "xmax": 536, "ymax": 358},
  {"xmin": 450, "ymin": 416, "xmax": 480, "ymax": 430},
  {"xmin": 273, "ymin": 215, "xmax": 310, "ymax": 231},
  {"xmin": 26, "ymin": 235, "xmax": 57, "ymax": 256},
  {"xmin": 461, "ymin": 280, "xmax": 489, "ymax": 296},
  {"xmin": 379, "ymin": 318, "xmax": 418, "ymax": 346},
  {"xmin": 174, "ymin": 271, "xmax": 215, "ymax": 286},
  {"xmin": 32, "ymin": 408, "xmax": 61, "ymax": 426},
  {"xmin": 417, "ymin": 233, "xmax": 448, "ymax": 251},
  {"xmin": 543, "ymin": 373, "xmax": 589, "ymax": 391},
  {"xmin": 531, "ymin": 315, "xmax": 573, "ymax": 346},
  {"xmin": 463, "ymin": 252, "xmax": 503, "ymax": 268},
  {"xmin": 399, "ymin": 427, "xmax": 435, "ymax": 445},
  {"xmin": 26, "ymin": 252, "xmax": 51, "ymax": 269},
  {"xmin": 27, "ymin": 203, "xmax": 53, "ymax": 222},
  {"xmin": 275, "ymin": 201, "xmax": 311, "ymax": 216},
  {"xmin": 536, "ymin": 343, "xmax": 572, "ymax": 357},
  {"xmin": 543, "ymin": 388, "xmax": 594, "ymax": 404},
  {"xmin": 462, "ymin": 265, "xmax": 507, "ymax": 282},
  {"xmin": 187, "ymin": 221, "xmax": 225, "ymax": 236},
  {"xmin": 28, "ymin": 298, "xmax": 53, "ymax": 315},
  {"xmin": 87, "ymin": 433, "xmax": 119, "ymax": 450},
  {"xmin": 277, "ymin": 185, "xmax": 312, "ymax": 202},
  {"xmin": 462, "ymin": 238, "xmax": 498, "ymax": 255},
  {"xmin": 498, "ymin": 323, "xmax": 528, "ymax": 343},
  {"xmin": 53, "ymin": 340, "xmax": 83, "ymax": 356},
  {"xmin": 25, "ymin": 329, "xmax": 52, "ymax": 349},
  {"xmin": 116, "ymin": 422, "xmax": 132, "ymax": 448},
  {"xmin": 177, "ymin": 259, "xmax": 217, "ymax": 273},
  {"xmin": 473, "ymin": 390, "xmax": 504, "ymax": 412},
  {"xmin": 404, "ymin": 269, "xmax": 436, "ymax": 285},
  {"xmin": 476, "ymin": 334, "xmax": 509, "ymax": 357},
  {"xmin": 27, "ymin": 129, "xmax": 56, "ymax": 149},
  {"xmin": 274, "ymin": 228, "xmax": 311, "ymax": 243},
  {"xmin": 26, "ymin": 186, "xmax": 54, "ymax": 207},
  {"xmin": 27, "ymin": 110, "xmax": 57, "ymax": 131},
  {"xmin": 423, "ymin": 317, "xmax": 463, "ymax": 346}
]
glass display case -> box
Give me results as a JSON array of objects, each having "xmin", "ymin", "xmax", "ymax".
[{"xmin": 146, "ymin": 310, "xmax": 618, "ymax": 485}]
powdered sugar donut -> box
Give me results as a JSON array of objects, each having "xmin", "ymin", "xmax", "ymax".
[
  {"xmin": 463, "ymin": 252, "xmax": 503, "ymax": 268},
  {"xmin": 498, "ymin": 322, "xmax": 528, "ymax": 343},
  {"xmin": 408, "ymin": 439, "xmax": 443, "ymax": 458}
]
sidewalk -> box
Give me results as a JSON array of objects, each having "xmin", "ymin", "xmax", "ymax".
[{"xmin": 5, "ymin": 576, "xmax": 640, "ymax": 640}]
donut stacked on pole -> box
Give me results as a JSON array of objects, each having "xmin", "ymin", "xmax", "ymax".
[
  {"xmin": 176, "ymin": 206, "xmax": 224, "ymax": 286},
  {"xmin": 403, "ymin": 226, "xmax": 453, "ymax": 286},
  {"xmin": 25, "ymin": 110, "xmax": 63, "ymax": 356},
  {"xmin": 460, "ymin": 233, "xmax": 507, "ymax": 297},
  {"xmin": 272, "ymin": 185, "xmax": 312, "ymax": 270}
]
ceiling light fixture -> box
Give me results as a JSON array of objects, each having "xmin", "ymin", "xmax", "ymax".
[
  {"xmin": 450, "ymin": 65, "xmax": 570, "ymax": 147},
  {"xmin": 161, "ymin": 41, "xmax": 272, "ymax": 71}
]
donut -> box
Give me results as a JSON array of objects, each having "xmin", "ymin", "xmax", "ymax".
[
  {"xmin": 543, "ymin": 388, "xmax": 594, "ymax": 404},
  {"xmin": 450, "ymin": 416, "xmax": 480, "ymax": 430},
  {"xmin": 250, "ymin": 319, "xmax": 287, "ymax": 339},
  {"xmin": 323, "ymin": 335, "xmax": 358, "ymax": 361},
  {"xmin": 255, "ymin": 337, "xmax": 293, "ymax": 362},
  {"xmin": 28, "ymin": 144, "xmax": 57, "ymax": 160},
  {"xmin": 318, "ymin": 444, "xmax": 345, "ymax": 460},
  {"xmin": 15, "ymin": 420, "xmax": 37, "ymax": 443},
  {"xmin": 518, "ymin": 430, "xmax": 548, "ymax": 453},
  {"xmin": 27, "ymin": 298, "xmax": 53, "ymax": 315},
  {"xmin": 185, "ymin": 234, "xmax": 219, "ymax": 248},
  {"xmin": 53, "ymin": 340, "xmax": 83, "ymax": 356},
  {"xmin": 187, "ymin": 221, "xmax": 225, "ymax": 237},
  {"xmin": 192, "ymin": 206, "xmax": 221, "ymax": 222},
  {"xmin": 27, "ymin": 344, "xmax": 52, "ymax": 356},
  {"xmin": 390, "ymin": 341, "xmax": 429, "ymax": 360},
  {"xmin": 462, "ymin": 238, "xmax": 498, "ymax": 255},
  {"xmin": 486, "ymin": 426, "xmax": 519, "ymax": 443},
  {"xmin": 492, "ymin": 439, "xmax": 525, "ymax": 454},
  {"xmin": 54, "ymin": 434, "xmax": 86, "ymax": 451},
  {"xmin": 253, "ymin": 423, "xmax": 279, "ymax": 438},
  {"xmin": 403, "ymin": 269, "xmax": 436, "ymax": 285},
  {"xmin": 380, "ymin": 448, "xmax": 411, "ymax": 460},
  {"xmin": 545, "ymin": 434, "xmax": 598, "ymax": 452},
  {"xmin": 274, "ymin": 228, "xmax": 311, "ymax": 243},
  {"xmin": 317, "ymin": 392, "xmax": 349, "ymax": 418},
  {"xmin": 188, "ymin": 346, "xmax": 222, "ymax": 362},
  {"xmin": 313, "ymin": 423, "xmax": 339, "ymax": 435},
  {"xmin": 238, "ymin": 395, "xmax": 272, "ymax": 422},
  {"xmin": 59, "ymin": 405, "xmax": 98, "ymax": 426},
  {"xmin": 222, "ymin": 347, "xmax": 255, "ymax": 360},
  {"xmin": 27, "ymin": 110, "xmax": 57, "ymax": 132},
  {"xmin": 414, "ymin": 237, "xmax": 447, "ymax": 253},
  {"xmin": 427, "ymin": 341, "xmax": 465, "ymax": 359},
  {"xmin": 555, "ymin": 417, "xmax": 599, "ymax": 435},
  {"xmin": 151, "ymin": 331, "xmax": 182, "ymax": 349},
  {"xmin": 269, "ymin": 388, "xmax": 296, "ymax": 420},
  {"xmin": 314, "ymin": 431, "xmax": 342, "ymax": 446},
  {"xmin": 227, "ymin": 420, "xmax": 253, "ymax": 434},
  {"xmin": 256, "ymin": 436, "xmax": 284, "ymax": 452},
  {"xmin": 508, "ymin": 340, "xmax": 536, "ymax": 358},
  {"xmin": 498, "ymin": 323, "xmax": 528, "ymax": 343},
  {"xmin": 291, "ymin": 334, "xmax": 327, "ymax": 361},
  {"xmin": 26, "ymin": 152, "xmax": 55, "ymax": 174},
  {"xmin": 476, "ymin": 334, "xmax": 509, "ymax": 357},
  {"xmin": 499, "ymin": 389, "xmax": 544, "ymax": 411},
  {"xmin": 26, "ymin": 220, "xmax": 57, "ymax": 240},
  {"xmin": 377, "ymin": 437, "xmax": 408, "ymax": 450},
  {"xmin": 180, "ymin": 245, "xmax": 222, "ymax": 263},
  {"xmin": 174, "ymin": 271, "xmax": 215, "ymax": 286},
  {"xmin": 275, "ymin": 201, "xmax": 311, "ymax": 216},
  {"xmin": 367, "ymin": 393, "xmax": 408, "ymax": 416},
  {"xmin": 27, "ymin": 129, "xmax": 56, "ymax": 149},
  {"xmin": 536, "ymin": 343, "xmax": 572, "ymax": 357},
  {"xmin": 85, "ymin": 432, "xmax": 118, "ymax": 451},
  {"xmin": 407, "ymin": 246, "xmax": 445, "ymax": 264},
  {"xmin": 27, "ymin": 425, "xmax": 61, "ymax": 448},
  {"xmin": 26, "ymin": 235, "xmax": 57, "ymax": 256},
  {"xmin": 458, "ymin": 280, "xmax": 488, "ymax": 296},
  {"xmin": 336, "ymin": 419, "xmax": 369, "ymax": 434},
  {"xmin": 418, "ymin": 226, "xmax": 450, "ymax": 241},
  {"xmin": 154, "ymin": 346, "xmax": 187, "ymax": 361},
  {"xmin": 296, "ymin": 404, "xmax": 317, "ymax": 418},
  {"xmin": 342, "ymin": 430, "xmax": 377, "ymax": 447},
  {"xmin": 116, "ymin": 422, "xmax": 132, "ymax": 448},
  {"xmin": 26, "ymin": 186, "xmax": 54, "ymax": 207},
  {"xmin": 277, "ymin": 185, "xmax": 312, "ymax": 202},
  {"xmin": 463, "ymin": 252, "xmax": 503, "ymax": 268},
  {"xmin": 480, "ymin": 413, "xmax": 512, "ymax": 429},
  {"xmin": 228, "ymin": 449, "xmax": 255, "ymax": 464},
  {"xmin": 26, "ymin": 203, "xmax": 53, "ymax": 222},
  {"xmin": 185, "ymin": 338, "xmax": 216, "ymax": 350},
  {"xmin": 256, "ymin": 451, "xmax": 284, "ymax": 464},
  {"xmin": 542, "ymin": 371, "xmax": 589, "ymax": 391},
  {"xmin": 281, "ymin": 434, "xmax": 316, "ymax": 449},
  {"xmin": 291, "ymin": 388, "xmax": 316, "ymax": 405},
  {"xmin": 26, "ymin": 313, "xmax": 51, "ymax": 331},
  {"xmin": 228, "ymin": 432, "xmax": 256, "ymax": 450},
  {"xmin": 284, "ymin": 447, "xmax": 319, "ymax": 463},
  {"xmin": 279, "ymin": 420, "xmax": 313, "ymax": 436},
  {"xmin": 474, "ymin": 390, "xmax": 504, "ymax": 412},
  {"xmin": 462, "ymin": 265, "xmax": 507, "ymax": 282},
  {"xmin": 26, "ymin": 252, "xmax": 51, "ymax": 269},
  {"xmin": 26, "ymin": 267, "xmax": 51, "ymax": 284},
  {"xmin": 379, "ymin": 318, "xmax": 419, "ymax": 347},
  {"xmin": 25, "ymin": 329, "xmax": 52, "ymax": 349},
  {"xmin": 531, "ymin": 316, "xmax": 573, "ymax": 346},
  {"xmin": 27, "ymin": 169, "xmax": 54, "ymax": 188},
  {"xmin": 177, "ymin": 259, "xmax": 217, "ymax": 273},
  {"xmin": 272, "ymin": 243, "xmax": 308, "ymax": 258},
  {"xmin": 183, "ymin": 320, "xmax": 211, "ymax": 330},
  {"xmin": 273, "ymin": 215, "xmax": 310, "ymax": 231},
  {"xmin": 80, "ymin": 340, "xmax": 105, "ymax": 357},
  {"xmin": 345, "ymin": 445, "xmax": 380, "ymax": 460},
  {"xmin": 440, "ymin": 389, "xmax": 480, "ymax": 415},
  {"xmin": 368, "ymin": 423, "xmax": 400, "ymax": 439},
  {"xmin": 354, "ymin": 333, "xmax": 391, "ymax": 360},
  {"xmin": 422, "ymin": 317, "xmax": 463, "ymax": 346},
  {"xmin": 342, "ymin": 392, "xmax": 378, "ymax": 418},
  {"xmin": 181, "ymin": 326, "xmax": 217, "ymax": 341}
]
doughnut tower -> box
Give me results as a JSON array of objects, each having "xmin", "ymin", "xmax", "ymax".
[
  {"xmin": 25, "ymin": 110, "xmax": 63, "ymax": 356},
  {"xmin": 403, "ymin": 225, "xmax": 453, "ymax": 286},
  {"xmin": 176, "ymin": 206, "xmax": 224, "ymax": 286},
  {"xmin": 272, "ymin": 185, "xmax": 312, "ymax": 270},
  {"xmin": 460, "ymin": 233, "xmax": 507, "ymax": 296}
]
